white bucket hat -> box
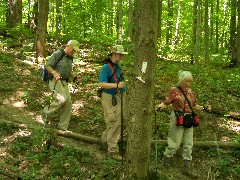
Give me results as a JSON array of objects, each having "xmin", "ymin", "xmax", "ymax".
[{"xmin": 68, "ymin": 40, "xmax": 80, "ymax": 51}]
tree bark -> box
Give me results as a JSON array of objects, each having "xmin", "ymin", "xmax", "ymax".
[
  {"xmin": 117, "ymin": 0, "xmax": 123, "ymax": 44},
  {"xmin": 229, "ymin": 0, "xmax": 237, "ymax": 67},
  {"xmin": 157, "ymin": 0, "xmax": 163, "ymax": 40},
  {"xmin": 204, "ymin": 0, "xmax": 209, "ymax": 62},
  {"xmin": 56, "ymin": 0, "xmax": 62, "ymax": 35},
  {"xmin": 34, "ymin": 0, "xmax": 49, "ymax": 59},
  {"xmin": 126, "ymin": 0, "xmax": 158, "ymax": 178},
  {"xmin": 127, "ymin": 0, "xmax": 133, "ymax": 42},
  {"xmin": 6, "ymin": 0, "xmax": 22, "ymax": 28},
  {"xmin": 166, "ymin": 0, "xmax": 173, "ymax": 45},
  {"xmin": 194, "ymin": 0, "xmax": 202, "ymax": 63}
]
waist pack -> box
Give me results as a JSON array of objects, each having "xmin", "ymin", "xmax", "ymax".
[{"xmin": 175, "ymin": 111, "xmax": 199, "ymax": 128}]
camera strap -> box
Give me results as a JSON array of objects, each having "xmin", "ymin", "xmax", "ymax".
[{"xmin": 177, "ymin": 86, "xmax": 195, "ymax": 114}]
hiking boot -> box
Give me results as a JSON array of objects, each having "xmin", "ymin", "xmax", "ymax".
[
  {"xmin": 162, "ymin": 155, "xmax": 172, "ymax": 167},
  {"xmin": 107, "ymin": 152, "xmax": 122, "ymax": 161},
  {"xmin": 182, "ymin": 160, "xmax": 198, "ymax": 178},
  {"xmin": 41, "ymin": 111, "xmax": 49, "ymax": 124},
  {"xmin": 100, "ymin": 139, "xmax": 108, "ymax": 152}
]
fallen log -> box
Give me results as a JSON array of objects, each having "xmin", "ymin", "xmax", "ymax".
[
  {"xmin": 207, "ymin": 110, "xmax": 240, "ymax": 120},
  {"xmin": 0, "ymin": 166, "xmax": 22, "ymax": 179},
  {"xmin": 55, "ymin": 130, "xmax": 239, "ymax": 148},
  {"xmin": 55, "ymin": 130, "xmax": 101, "ymax": 144},
  {"xmin": 1, "ymin": 120, "xmax": 239, "ymax": 148},
  {"xmin": 152, "ymin": 140, "xmax": 238, "ymax": 148}
]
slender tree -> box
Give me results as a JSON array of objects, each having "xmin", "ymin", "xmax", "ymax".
[
  {"xmin": 127, "ymin": 0, "xmax": 158, "ymax": 178},
  {"xmin": 34, "ymin": 0, "xmax": 49, "ymax": 59},
  {"xmin": 194, "ymin": 0, "xmax": 202, "ymax": 63},
  {"xmin": 127, "ymin": 0, "xmax": 134, "ymax": 42},
  {"xmin": 6, "ymin": 0, "xmax": 22, "ymax": 28},
  {"xmin": 215, "ymin": 0, "xmax": 220, "ymax": 53},
  {"xmin": 229, "ymin": 0, "xmax": 237, "ymax": 67},
  {"xmin": 172, "ymin": 0, "xmax": 181, "ymax": 48},
  {"xmin": 166, "ymin": 0, "xmax": 173, "ymax": 45},
  {"xmin": 157, "ymin": 0, "xmax": 163, "ymax": 40},
  {"xmin": 117, "ymin": 0, "xmax": 123, "ymax": 44},
  {"xmin": 236, "ymin": 0, "xmax": 240, "ymax": 66},
  {"xmin": 204, "ymin": 0, "xmax": 209, "ymax": 62},
  {"xmin": 56, "ymin": 0, "xmax": 62, "ymax": 35}
]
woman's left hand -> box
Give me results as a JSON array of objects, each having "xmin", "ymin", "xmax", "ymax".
[{"xmin": 204, "ymin": 105, "xmax": 211, "ymax": 112}]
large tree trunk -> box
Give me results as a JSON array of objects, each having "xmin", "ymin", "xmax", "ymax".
[
  {"xmin": 34, "ymin": 0, "xmax": 49, "ymax": 59},
  {"xmin": 6, "ymin": 0, "xmax": 22, "ymax": 28},
  {"xmin": 126, "ymin": 0, "xmax": 158, "ymax": 179}
]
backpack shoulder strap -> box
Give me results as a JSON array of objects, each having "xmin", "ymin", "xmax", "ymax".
[
  {"xmin": 57, "ymin": 49, "xmax": 65, "ymax": 64},
  {"xmin": 108, "ymin": 63, "xmax": 119, "ymax": 92}
]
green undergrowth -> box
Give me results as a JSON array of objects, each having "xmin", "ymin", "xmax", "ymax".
[{"xmin": 0, "ymin": 44, "xmax": 240, "ymax": 179}]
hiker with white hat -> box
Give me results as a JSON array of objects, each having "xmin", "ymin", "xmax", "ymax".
[{"xmin": 42, "ymin": 40, "xmax": 81, "ymax": 132}]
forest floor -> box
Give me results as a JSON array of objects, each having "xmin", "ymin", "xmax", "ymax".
[{"xmin": 0, "ymin": 41, "xmax": 240, "ymax": 180}]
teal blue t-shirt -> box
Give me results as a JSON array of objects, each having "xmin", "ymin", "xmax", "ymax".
[{"xmin": 98, "ymin": 63, "xmax": 126, "ymax": 95}]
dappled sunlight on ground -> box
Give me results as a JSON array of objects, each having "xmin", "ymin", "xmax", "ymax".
[
  {"xmin": 34, "ymin": 114, "xmax": 45, "ymax": 125},
  {"xmin": 217, "ymin": 118, "xmax": 240, "ymax": 135},
  {"xmin": 1, "ymin": 129, "xmax": 31, "ymax": 145},
  {"xmin": 228, "ymin": 121, "xmax": 240, "ymax": 133},
  {"xmin": 14, "ymin": 67, "xmax": 31, "ymax": 76},
  {"xmin": 72, "ymin": 100, "xmax": 85, "ymax": 116},
  {"xmin": 3, "ymin": 90, "xmax": 27, "ymax": 108}
]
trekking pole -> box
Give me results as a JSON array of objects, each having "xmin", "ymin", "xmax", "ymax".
[
  {"xmin": 120, "ymin": 91, "xmax": 124, "ymax": 165},
  {"xmin": 45, "ymin": 80, "xmax": 58, "ymax": 124},
  {"xmin": 154, "ymin": 111, "xmax": 158, "ymax": 173}
]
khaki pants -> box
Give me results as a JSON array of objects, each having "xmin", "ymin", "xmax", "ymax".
[
  {"xmin": 101, "ymin": 92, "xmax": 127, "ymax": 153},
  {"xmin": 164, "ymin": 110, "xmax": 193, "ymax": 161},
  {"xmin": 43, "ymin": 79, "xmax": 72, "ymax": 130}
]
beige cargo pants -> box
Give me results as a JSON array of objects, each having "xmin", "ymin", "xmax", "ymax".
[
  {"xmin": 101, "ymin": 92, "xmax": 127, "ymax": 153},
  {"xmin": 164, "ymin": 110, "xmax": 194, "ymax": 160},
  {"xmin": 43, "ymin": 79, "xmax": 72, "ymax": 130}
]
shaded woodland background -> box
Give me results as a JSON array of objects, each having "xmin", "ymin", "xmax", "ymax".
[{"xmin": 0, "ymin": 0, "xmax": 240, "ymax": 179}]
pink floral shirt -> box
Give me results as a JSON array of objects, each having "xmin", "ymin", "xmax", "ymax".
[{"xmin": 163, "ymin": 87, "xmax": 197, "ymax": 113}]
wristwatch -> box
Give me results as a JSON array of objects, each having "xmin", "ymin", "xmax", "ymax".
[{"xmin": 52, "ymin": 71, "xmax": 55, "ymax": 75}]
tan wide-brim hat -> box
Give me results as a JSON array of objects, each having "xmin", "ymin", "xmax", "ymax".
[{"xmin": 111, "ymin": 45, "xmax": 128, "ymax": 55}]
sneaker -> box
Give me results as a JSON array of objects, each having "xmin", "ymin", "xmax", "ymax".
[
  {"xmin": 57, "ymin": 127, "xmax": 73, "ymax": 133},
  {"xmin": 107, "ymin": 152, "xmax": 122, "ymax": 161}
]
